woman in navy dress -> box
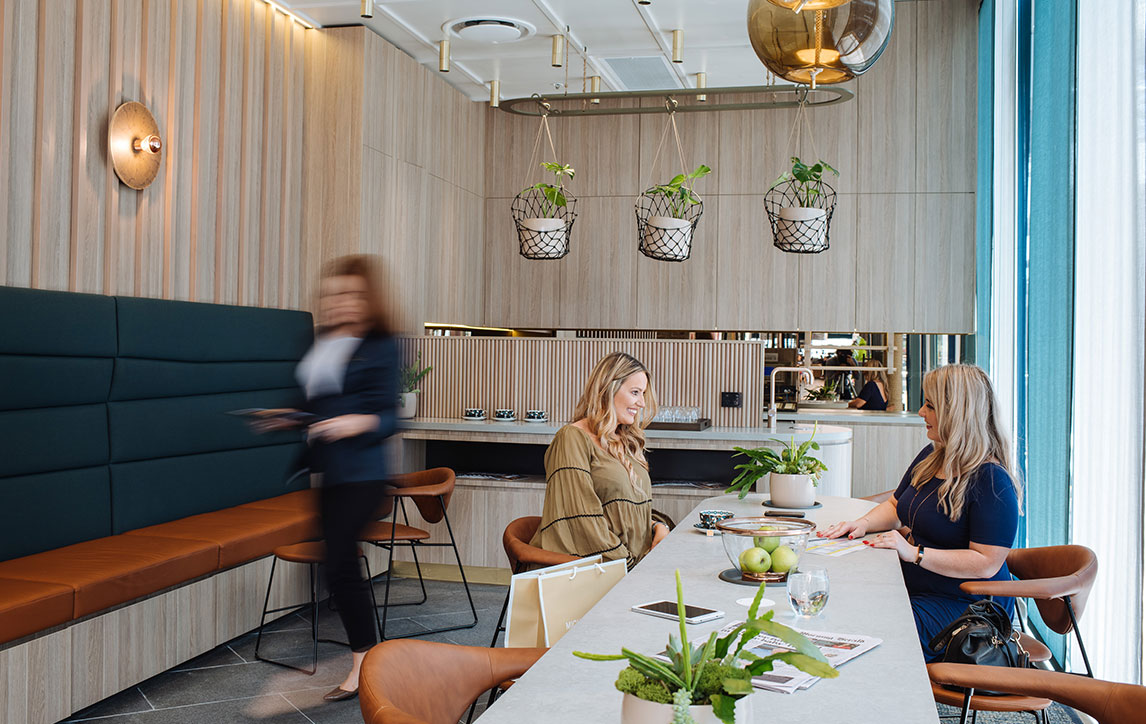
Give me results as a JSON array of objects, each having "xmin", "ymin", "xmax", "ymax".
[
  {"xmin": 819, "ymin": 364, "xmax": 1022, "ymax": 660},
  {"xmin": 848, "ymin": 360, "xmax": 889, "ymax": 410}
]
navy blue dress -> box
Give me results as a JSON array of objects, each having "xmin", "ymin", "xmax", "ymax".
[
  {"xmin": 855, "ymin": 380, "xmax": 888, "ymax": 410},
  {"xmin": 894, "ymin": 445, "xmax": 1020, "ymax": 661}
]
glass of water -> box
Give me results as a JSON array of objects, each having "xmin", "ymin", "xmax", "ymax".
[{"xmin": 787, "ymin": 567, "xmax": 830, "ymax": 617}]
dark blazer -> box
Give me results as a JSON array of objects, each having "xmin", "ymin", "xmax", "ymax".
[{"xmin": 301, "ymin": 332, "xmax": 399, "ymax": 485}]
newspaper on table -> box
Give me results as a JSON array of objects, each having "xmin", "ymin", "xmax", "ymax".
[
  {"xmin": 804, "ymin": 536, "xmax": 869, "ymax": 557},
  {"xmin": 715, "ymin": 622, "xmax": 882, "ymax": 694}
]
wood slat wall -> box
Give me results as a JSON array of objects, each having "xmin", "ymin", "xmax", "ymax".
[
  {"xmin": 1, "ymin": 0, "xmax": 307, "ymax": 309},
  {"xmin": 400, "ymin": 336, "xmax": 765, "ymax": 427}
]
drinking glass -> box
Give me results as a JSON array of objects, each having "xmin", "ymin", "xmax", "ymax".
[{"xmin": 787, "ymin": 567, "xmax": 830, "ymax": 617}]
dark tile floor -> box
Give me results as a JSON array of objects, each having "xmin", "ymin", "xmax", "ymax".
[
  {"xmin": 60, "ymin": 576, "xmax": 1087, "ymax": 724},
  {"xmin": 62, "ymin": 577, "xmax": 508, "ymax": 724}
]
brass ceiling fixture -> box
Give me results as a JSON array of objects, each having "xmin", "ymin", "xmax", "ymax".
[
  {"xmin": 498, "ymin": 85, "xmax": 852, "ymax": 117},
  {"xmin": 671, "ymin": 29, "xmax": 683, "ymax": 63},
  {"xmin": 109, "ymin": 101, "xmax": 162, "ymax": 190},
  {"xmin": 360, "ymin": 0, "xmax": 373, "ymax": 19},
  {"xmin": 747, "ymin": 0, "xmax": 894, "ymax": 88},
  {"xmin": 439, "ymin": 40, "xmax": 450, "ymax": 72}
]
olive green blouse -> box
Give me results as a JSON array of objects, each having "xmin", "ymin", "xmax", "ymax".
[{"xmin": 529, "ymin": 424, "xmax": 654, "ymax": 567}]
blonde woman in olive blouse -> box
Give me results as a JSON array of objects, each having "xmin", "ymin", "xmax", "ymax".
[{"xmin": 530, "ymin": 352, "xmax": 669, "ymax": 568}]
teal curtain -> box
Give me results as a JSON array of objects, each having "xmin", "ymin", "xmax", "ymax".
[{"xmin": 974, "ymin": 0, "xmax": 994, "ymax": 366}]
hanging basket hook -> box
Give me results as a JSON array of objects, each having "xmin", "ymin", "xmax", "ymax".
[
  {"xmin": 664, "ymin": 97, "xmax": 678, "ymax": 113},
  {"xmin": 532, "ymin": 94, "xmax": 552, "ymax": 117}
]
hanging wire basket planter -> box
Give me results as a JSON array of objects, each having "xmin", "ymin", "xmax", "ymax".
[
  {"xmin": 634, "ymin": 100, "xmax": 709, "ymax": 262},
  {"xmin": 635, "ymin": 193, "xmax": 703, "ymax": 262},
  {"xmin": 511, "ymin": 102, "xmax": 577, "ymax": 260},
  {"xmin": 764, "ymin": 178, "xmax": 836, "ymax": 253},
  {"xmin": 512, "ymin": 189, "xmax": 578, "ymax": 260}
]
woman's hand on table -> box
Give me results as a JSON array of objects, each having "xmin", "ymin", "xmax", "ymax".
[
  {"xmin": 651, "ymin": 521, "xmax": 669, "ymax": 549},
  {"xmin": 863, "ymin": 529, "xmax": 915, "ymax": 560},
  {"xmin": 818, "ymin": 519, "xmax": 869, "ymax": 540},
  {"xmin": 308, "ymin": 414, "xmax": 379, "ymax": 442}
]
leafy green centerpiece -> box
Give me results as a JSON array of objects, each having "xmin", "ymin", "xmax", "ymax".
[
  {"xmin": 725, "ymin": 425, "xmax": 827, "ymax": 501},
  {"xmin": 574, "ymin": 571, "xmax": 837, "ymax": 724},
  {"xmin": 523, "ymin": 161, "xmax": 576, "ymax": 219}
]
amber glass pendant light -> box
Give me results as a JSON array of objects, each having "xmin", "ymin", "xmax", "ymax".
[{"xmin": 767, "ymin": 0, "xmax": 851, "ymax": 11}]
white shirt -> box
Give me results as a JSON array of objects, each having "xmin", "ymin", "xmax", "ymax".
[{"xmin": 296, "ymin": 334, "xmax": 361, "ymax": 400}]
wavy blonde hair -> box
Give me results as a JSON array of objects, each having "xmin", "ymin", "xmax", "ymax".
[
  {"xmin": 862, "ymin": 359, "xmax": 888, "ymax": 390},
  {"xmin": 911, "ymin": 364, "xmax": 1023, "ymax": 522},
  {"xmin": 573, "ymin": 352, "xmax": 658, "ymax": 484}
]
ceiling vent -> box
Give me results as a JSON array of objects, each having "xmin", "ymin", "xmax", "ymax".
[
  {"xmin": 601, "ymin": 56, "xmax": 681, "ymax": 91},
  {"xmin": 445, "ymin": 17, "xmax": 533, "ymax": 44}
]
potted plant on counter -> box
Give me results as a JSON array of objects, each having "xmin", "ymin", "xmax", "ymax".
[
  {"xmin": 638, "ymin": 164, "xmax": 711, "ymax": 261},
  {"xmin": 769, "ymin": 156, "xmax": 837, "ymax": 252},
  {"xmin": 398, "ymin": 352, "xmax": 431, "ymax": 419},
  {"xmin": 725, "ymin": 424, "xmax": 827, "ymax": 507},
  {"xmin": 574, "ymin": 570, "xmax": 836, "ymax": 724}
]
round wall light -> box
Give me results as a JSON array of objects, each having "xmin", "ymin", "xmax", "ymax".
[{"xmin": 109, "ymin": 101, "xmax": 163, "ymax": 190}]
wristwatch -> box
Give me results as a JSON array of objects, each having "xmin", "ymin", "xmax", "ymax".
[{"xmin": 913, "ymin": 545, "xmax": 926, "ymax": 565}]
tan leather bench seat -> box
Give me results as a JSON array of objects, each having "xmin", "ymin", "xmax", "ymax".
[
  {"xmin": 0, "ymin": 578, "xmax": 75, "ymax": 645},
  {"xmin": 124, "ymin": 506, "xmax": 320, "ymax": 569},
  {"xmin": 239, "ymin": 488, "xmax": 320, "ymax": 515},
  {"xmin": 0, "ymin": 536, "xmax": 218, "ymax": 618}
]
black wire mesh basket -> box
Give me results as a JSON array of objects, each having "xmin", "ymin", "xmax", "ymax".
[
  {"xmin": 511, "ymin": 188, "xmax": 577, "ymax": 260},
  {"xmin": 635, "ymin": 192, "xmax": 703, "ymax": 262},
  {"xmin": 764, "ymin": 178, "xmax": 836, "ymax": 254}
]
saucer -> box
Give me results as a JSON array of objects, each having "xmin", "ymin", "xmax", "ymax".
[
  {"xmin": 463, "ymin": 415, "xmax": 487, "ymax": 422},
  {"xmin": 493, "ymin": 416, "xmax": 517, "ymax": 422},
  {"xmin": 763, "ymin": 499, "xmax": 822, "ymax": 510},
  {"xmin": 524, "ymin": 417, "xmax": 549, "ymax": 423}
]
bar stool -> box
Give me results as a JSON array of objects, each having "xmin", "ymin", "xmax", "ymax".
[
  {"xmin": 361, "ymin": 468, "xmax": 478, "ymax": 639},
  {"xmin": 254, "ymin": 541, "xmax": 379, "ymax": 675}
]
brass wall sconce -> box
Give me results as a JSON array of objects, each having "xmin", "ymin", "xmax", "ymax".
[{"xmin": 109, "ymin": 101, "xmax": 162, "ymax": 190}]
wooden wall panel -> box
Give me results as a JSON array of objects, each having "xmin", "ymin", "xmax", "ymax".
[
  {"xmin": 636, "ymin": 197, "xmax": 719, "ymax": 330},
  {"xmin": 400, "ymin": 336, "xmax": 765, "ymax": 428},
  {"xmin": 917, "ymin": 0, "xmax": 977, "ymax": 193},
  {"xmin": 715, "ymin": 195, "xmax": 800, "ymax": 330},
  {"xmin": 857, "ymin": 1, "xmax": 917, "ymax": 194},
  {"xmin": 559, "ymin": 196, "xmax": 639, "ymax": 329},
  {"xmin": 0, "ymin": 627, "xmax": 71, "ymax": 724},
  {"xmin": 798, "ymin": 193, "xmax": 857, "ymax": 332},
  {"xmin": 2, "ymin": 0, "xmax": 309, "ymax": 310},
  {"xmin": 855, "ymin": 193, "xmax": 916, "ymax": 331},
  {"xmin": 914, "ymin": 193, "xmax": 975, "ymax": 332}
]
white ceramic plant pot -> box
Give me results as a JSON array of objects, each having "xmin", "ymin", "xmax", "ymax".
[
  {"xmin": 641, "ymin": 216, "xmax": 693, "ymax": 259},
  {"xmin": 620, "ymin": 693, "xmax": 754, "ymax": 724},
  {"xmin": 768, "ymin": 473, "xmax": 817, "ymax": 508},
  {"xmin": 397, "ymin": 392, "xmax": 418, "ymax": 419},
  {"xmin": 519, "ymin": 217, "xmax": 568, "ymax": 258},
  {"xmin": 775, "ymin": 206, "xmax": 827, "ymax": 249}
]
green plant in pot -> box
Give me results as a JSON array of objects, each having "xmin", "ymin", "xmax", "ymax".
[
  {"xmin": 805, "ymin": 380, "xmax": 839, "ymax": 402},
  {"xmin": 520, "ymin": 161, "xmax": 575, "ymax": 237},
  {"xmin": 397, "ymin": 352, "xmax": 431, "ymax": 420},
  {"xmin": 641, "ymin": 164, "xmax": 712, "ymax": 260},
  {"xmin": 725, "ymin": 424, "xmax": 827, "ymax": 507},
  {"xmin": 574, "ymin": 570, "xmax": 836, "ymax": 724},
  {"xmin": 771, "ymin": 156, "xmax": 838, "ymax": 248}
]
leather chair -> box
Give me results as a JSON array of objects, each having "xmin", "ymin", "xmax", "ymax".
[
  {"xmin": 929, "ymin": 544, "xmax": 1099, "ymax": 723},
  {"xmin": 928, "ymin": 664, "xmax": 1146, "ymax": 724},
  {"xmin": 359, "ymin": 640, "xmax": 547, "ymax": 724},
  {"xmin": 361, "ymin": 468, "xmax": 478, "ymax": 639},
  {"xmin": 254, "ymin": 541, "xmax": 379, "ymax": 675}
]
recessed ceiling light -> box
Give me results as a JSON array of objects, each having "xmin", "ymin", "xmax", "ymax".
[{"xmin": 444, "ymin": 17, "xmax": 534, "ymax": 44}]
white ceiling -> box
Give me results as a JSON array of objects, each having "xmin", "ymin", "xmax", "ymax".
[{"xmin": 280, "ymin": 0, "xmax": 777, "ymax": 101}]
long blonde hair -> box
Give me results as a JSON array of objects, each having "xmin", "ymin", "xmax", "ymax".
[
  {"xmin": 573, "ymin": 352, "xmax": 659, "ymax": 483},
  {"xmin": 911, "ymin": 364, "xmax": 1023, "ymax": 521},
  {"xmin": 862, "ymin": 359, "xmax": 888, "ymax": 390}
]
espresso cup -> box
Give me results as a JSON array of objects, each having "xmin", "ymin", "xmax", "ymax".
[
  {"xmin": 494, "ymin": 408, "xmax": 515, "ymax": 420},
  {"xmin": 463, "ymin": 408, "xmax": 485, "ymax": 419},
  {"xmin": 526, "ymin": 409, "xmax": 547, "ymax": 420},
  {"xmin": 698, "ymin": 510, "xmax": 734, "ymax": 530}
]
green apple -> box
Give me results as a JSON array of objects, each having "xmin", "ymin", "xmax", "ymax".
[
  {"xmin": 754, "ymin": 526, "xmax": 782, "ymax": 553},
  {"xmin": 739, "ymin": 546, "xmax": 772, "ymax": 574},
  {"xmin": 770, "ymin": 545, "xmax": 799, "ymax": 573}
]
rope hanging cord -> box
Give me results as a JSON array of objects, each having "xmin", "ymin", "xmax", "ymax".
[
  {"xmin": 512, "ymin": 104, "xmax": 577, "ymax": 260},
  {"xmin": 766, "ymin": 96, "xmax": 836, "ymax": 254},
  {"xmin": 636, "ymin": 100, "xmax": 705, "ymax": 263}
]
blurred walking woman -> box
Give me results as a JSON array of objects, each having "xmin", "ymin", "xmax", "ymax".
[
  {"xmin": 819, "ymin": 364, "xmax": 1022, "ymax": 660},
  {"xmin": 530, "ymin": 352, "xmax": 668, "ymax": 568},
  {"xmin": 300, "ymin": 255, "xmax": 398, "ymax": 700}
]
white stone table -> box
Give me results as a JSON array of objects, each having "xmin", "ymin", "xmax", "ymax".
[{"xmin": 477, "ymin": 493, "xmax": 940, "ymax": 723}]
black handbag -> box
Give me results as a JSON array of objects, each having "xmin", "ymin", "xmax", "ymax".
[{"xmin": 928, "ymin": 599, "xmax": 1030, "ymax": 695}]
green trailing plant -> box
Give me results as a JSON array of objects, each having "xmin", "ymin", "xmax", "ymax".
[
  {"xmin": 644, "ymin": 164, "xmax": 712, "ymax": 219},
  {"xmin": 725, "ymin": 423, "xmax": 828, "ymax": 500},
  {"xmin": 772, "ymin": 156, "xmax": 838, "ymax": 208},
  {"xmin": 574, "ymin": 570, "xmax": 836, "ymax": 724},
  {"xmin": 805, "ymin": 380, "xmax": 838, "ymax": 402},
  {"xmin": 522, "ymin": 161, "xmax": 575, "ymax": 218},
  {"xmin": 399, "ymin": 352, "xmax": 431, "ymax": 395},
  {"xmin": 853, "ymin": 337, "xmax": 869, "ymax": 364}
]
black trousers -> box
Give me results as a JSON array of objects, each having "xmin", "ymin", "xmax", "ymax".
[{"xmin": 320, "ymin": 481, "xmax": 388, "ymax": 653}]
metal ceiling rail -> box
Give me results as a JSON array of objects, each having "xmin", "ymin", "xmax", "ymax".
[{"xmin": 497, "ymin": 84, "xmax": 853, "ymax": 116}]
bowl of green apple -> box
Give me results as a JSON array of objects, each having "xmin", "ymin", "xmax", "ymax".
[{"xmin": 716, "ymin": 517, "xmax": 816, "ymax": 584}]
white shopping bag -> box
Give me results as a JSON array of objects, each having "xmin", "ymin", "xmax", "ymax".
[
  {"xmin": 536, "ymin": 558, "xmax": 627, "ymax": 646},
  {"xmin": 505, "ymin": 555, "xmax": 600, "ymax": 648}
]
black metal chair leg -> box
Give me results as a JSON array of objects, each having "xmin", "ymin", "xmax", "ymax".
[
  {"xmin": 309, "ymin": 563, "xmax": 319, "ymax": 673},
  {"xmin": 1064, "ymin": 596, "xmax": 1095, "ymax": 678},
  {"xmin": 378, "ymin": 500, "xmax": 400, "ymax": 640},
  {"xmin": 442, "ymin": 500, "xmax": 478, "ymax": 629},
  {"xmin": 958, "ymin": 688, "xmax": 973, "ymax": 724},
  {"xmin": 256, "ymin": 556, "xmax": 320, "ymax": 675},
  {"xmin": 253, "ymin": 556, "xmax": 278, "ymax": 663},
  {"xmin": 402, "ymin": 499, "xmax": 429, "ymax": 606}
]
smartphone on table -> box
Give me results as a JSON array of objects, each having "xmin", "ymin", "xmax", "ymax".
[{"xmin": 631, "ymin": 600, "xmax": 724, "ymax": 624}]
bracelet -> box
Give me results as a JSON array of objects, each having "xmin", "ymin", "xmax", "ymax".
[{"xmin": 914, "ymin": 546, "xmax": 926, "ymax": 565}]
